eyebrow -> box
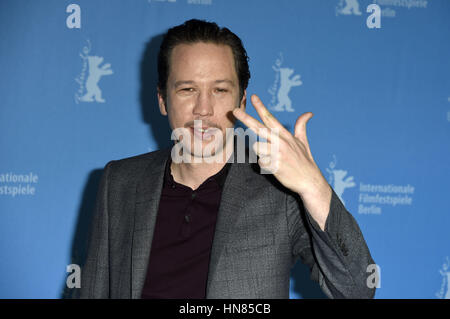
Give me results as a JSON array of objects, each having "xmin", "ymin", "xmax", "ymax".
[
  {"xmin": 173, "ymin": 79, "xmax": 235, "ymax": 88},
  {"xmin": 214, "ymin": 79, "xmax": 235, "ymax": 85}
]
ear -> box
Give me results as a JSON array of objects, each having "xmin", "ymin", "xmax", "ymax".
[
  {"xmin": 239, "ymin": 89, "xmax": 247, "ymax": 112},
  {"xmin": 157, "ymin": 88, "xmax": 168, "ymax": 116}
]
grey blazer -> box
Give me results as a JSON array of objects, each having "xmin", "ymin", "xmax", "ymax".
[{"xmin": 78, "ymin": 144, "xmax": 376, "ymax": 299}]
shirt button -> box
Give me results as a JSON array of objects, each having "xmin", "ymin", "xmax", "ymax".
[
  {"xmin": 185, "ymin": 215, "xmax": 191, "ymax": 223},
  {"xmin": 191, "ymin": 192, "xmax": 196, "ymax": 199},
  {"xmin": 171, "ymin": 184, "xmax": 176, "ymax": 189}
]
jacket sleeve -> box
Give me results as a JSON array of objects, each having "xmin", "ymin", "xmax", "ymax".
[
  {"xmin": 286, "ymin": 186, "xmax": 377, "ymax": 299},
  {"xmin": 77, "ymin": 161, "xmax": 115, "ymax": 299}
]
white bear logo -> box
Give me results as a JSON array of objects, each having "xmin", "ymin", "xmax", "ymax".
[
  {"xmin": 268, "ymin": 53, "xmax": 302, "ymax": 112},
  {"xmin": 80, "ymin": 55, "xmax": 113, "ymax": 103},
  {"xmin": 437, "ymin": 257, "xmax": 450, "ymax": 299},
  {"xmin": 336, "ymin": 0, "xmax": 362, "ymax": 16},
  {"xmin": 326, "ymin": 155, "xmax": 356, "ymax": 205}
]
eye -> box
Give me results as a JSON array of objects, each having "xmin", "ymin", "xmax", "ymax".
[
  {"xmin": 215, "ymin": 88, "xmax": 228, "ymax": 93},
  {"xmin": 178, "ymin": 87, "xmax": 195, "ymax": 94}
]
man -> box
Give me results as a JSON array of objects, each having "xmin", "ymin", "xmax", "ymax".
[{"xmin": 78, "ymin": 19, "xmax": 376, "ymax": 299}]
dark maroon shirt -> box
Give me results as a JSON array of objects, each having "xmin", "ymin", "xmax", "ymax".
[{"xmin": 141, "ymin": 154, "xmax": 231, "ymax": 299}]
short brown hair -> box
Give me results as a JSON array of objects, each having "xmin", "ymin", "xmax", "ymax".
[{"xmin": 157, "ymin": 19, "xmax": 250, "ymax": 104}]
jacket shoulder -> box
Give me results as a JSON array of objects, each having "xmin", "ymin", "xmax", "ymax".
[{"xmin": 104, "ymin": 147, "xmax": 171, "ymax": 177}]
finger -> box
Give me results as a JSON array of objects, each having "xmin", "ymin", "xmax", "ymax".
[
  {"xmin": 233, "ymin": 108, "xmax": 276, "ymax": 142},
  {"xmin": 253, "ymin": 141, "xmax": 280, "ymax": 174},
  {"xmin": 258, "ymin": 155, "xmax": 272, "ymax": 167},
  {"xmin": 258, "ymin": 154, "xmax": 278, "ymax": 174},
  {"xmin": 252, "ymin": 141, "xmax": 272, "ymax": 157},
  {"xmin": 233, "ymin": 107, "xmax": 265, "ymax": 130},
  {"xmin": 251, "ymin": 95, "xmax": 291, "ymax": 138},
  {"xmin": 294, "ymin": 112, "xmax": 313, "ymax": 155}
]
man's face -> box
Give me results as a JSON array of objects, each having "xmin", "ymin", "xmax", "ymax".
[{"xmin": 158, "ymin": 42, "xmax": 246, "ymax": 159}]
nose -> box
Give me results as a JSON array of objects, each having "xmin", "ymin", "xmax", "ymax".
[{"xmin": 193, "ymin": 90, "xmax": 214, "ymax": 116}]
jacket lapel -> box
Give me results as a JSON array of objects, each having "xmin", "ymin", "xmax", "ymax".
[
  {"xmin": 131, "ymin": 148, "xmax": 170, "ymax": 299},
  {"xmin": 205, "ymin": 159, "xmax": 249, "ymax": 297}
]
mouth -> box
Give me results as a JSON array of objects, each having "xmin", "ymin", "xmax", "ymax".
[{"xmin": 189, "ymin": 126, "xmax": 217, "ymax": 140}]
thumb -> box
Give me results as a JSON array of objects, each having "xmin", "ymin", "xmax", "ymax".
[{"xmin": 294, "ymin": 112, "xmax": 313, "ymax": 141}]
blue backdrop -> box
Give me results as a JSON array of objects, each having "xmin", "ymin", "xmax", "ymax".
[{"xmin": 0, "ymin": 0, "xmax": 449, "ymax": 299}]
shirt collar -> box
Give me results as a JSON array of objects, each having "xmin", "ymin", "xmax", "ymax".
[{"xmin": 164, "ymin": 152, "xmax": 232, "ymax": 189}]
